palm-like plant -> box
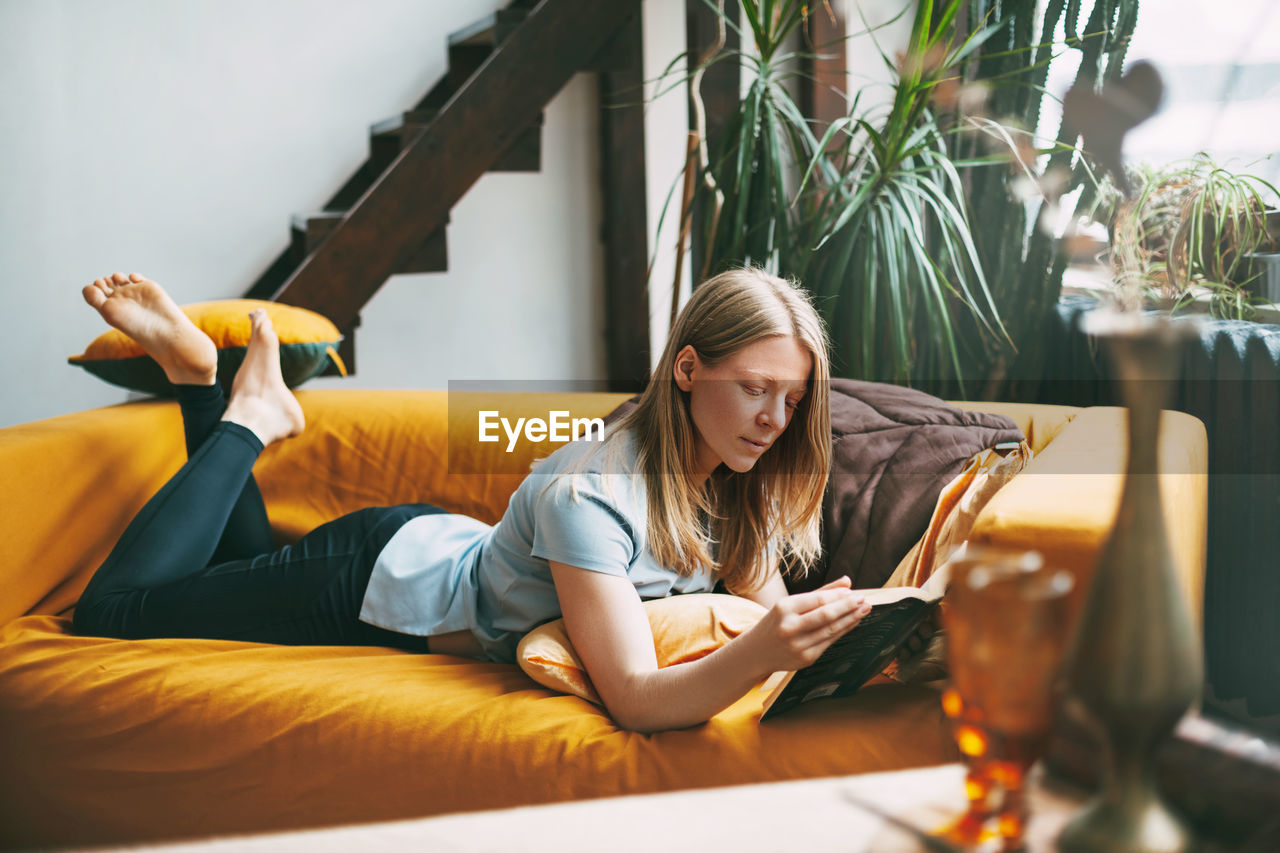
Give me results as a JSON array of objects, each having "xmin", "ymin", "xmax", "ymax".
[
  {"xmin": 801, "ymin": 0, "xmax": 1008, "ymax": 385},
  {"xmin": 681, "ymin": 0, "xmax": 1009, "ymax": 389}
]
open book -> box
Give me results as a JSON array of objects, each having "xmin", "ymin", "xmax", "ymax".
[{"xmin": 759, "ymin": 555, "xmax": 954, "ymax": 721}]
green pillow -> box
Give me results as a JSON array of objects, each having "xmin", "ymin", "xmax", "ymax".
[{"xmin": 69, "ymin": 299, "xmax": 345, "ymax": 396}]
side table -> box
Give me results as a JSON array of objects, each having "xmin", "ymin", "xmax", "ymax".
[{"xmin": 80, "ymin": 763, "xmax": 1088, "ymax": 853}]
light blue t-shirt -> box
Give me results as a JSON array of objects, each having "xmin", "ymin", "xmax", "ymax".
[{"xmin": 357, "ymin": 432, "xmax": 717, "ymax": 662}]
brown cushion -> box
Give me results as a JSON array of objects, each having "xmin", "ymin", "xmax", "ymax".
[{"xmin": 795, "ymin": 380, "xmax": 1023, "ymax": 592}]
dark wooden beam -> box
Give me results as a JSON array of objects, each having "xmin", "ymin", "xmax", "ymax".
[
  {"xmin": 597, "ymin": 0, "xmax": 650, "ymax": 390},
  {"xmin": 269, "ymin": 0, "xmax": 635, "ymax": 332},
  {"xmin": 800, "ymin": 3, "xmax": 849, "ymax": 150},
  {"xmin": 685, "ymin": 0, "xmax": 740, "ymax": 282}
]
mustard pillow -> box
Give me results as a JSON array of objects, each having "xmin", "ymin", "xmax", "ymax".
[
  {"xmin": 886, "ymin": 440, "xmax": 1035, "ymax": 591},
  {"xmin": 517, "ymin": 593, "xmax": 767, "ymax": 705},
  {"xmin": 880, "ymin": 441, "xmax": 1034, "ymax": 685},
  {"xmin": 68, "ymin": 299, "xmax": 346, "ymax": 396}
]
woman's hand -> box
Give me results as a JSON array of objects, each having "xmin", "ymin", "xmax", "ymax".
[{"xmin": 741, "ymin": 576, "xmax": 873, "ymax": 675}]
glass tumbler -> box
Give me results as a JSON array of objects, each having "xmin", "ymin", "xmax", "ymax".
[{"xmin": 938, "ymin": 546, "xmax": 1075, "ymax": 852}]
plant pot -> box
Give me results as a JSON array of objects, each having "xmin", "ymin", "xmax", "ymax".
[{"xmin": 1240, "ymin": 252, "xmax": 1280, "ymax": 304}]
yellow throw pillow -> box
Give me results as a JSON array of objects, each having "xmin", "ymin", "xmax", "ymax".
[
  {"xmin": 517, "ymin": 593, "xmax": 767, "ymax": 705},
  {"xmin": 880, "ymin": 441, "xmax": 1034, "ymax": 685},
  {"xmin": 68, "ymin": 299, "xmax": 345, "ymax": 396},
  {"xmin": 886, "ymin": 440, "xmax": 1035, "ymax": 591}
]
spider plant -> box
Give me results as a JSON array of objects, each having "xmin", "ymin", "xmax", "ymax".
[
  {"xmin": 1167, "ymin": 157, "xmax": 1280, "ymax": 319},
  {"xmin": 1102, "ymin": 155, "xmax": 1280, "ymax": 320}
]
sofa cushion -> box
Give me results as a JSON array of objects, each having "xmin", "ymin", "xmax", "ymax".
[
  {"xmin": 886, "ymin": 440, "xmax": 1035, "ymax": 591},
  {"xmin": 517, "ymin": 593, "xmax": 767, "ymax": 704},
  {"xmin": 795, "ymin": 379, "xmax": 1024, "ymax": 592},
  {"xmin": 0, "ymin": 614, "xmax": 953, "ymax": 848},
  {"xmin": 68, "ymin": 299, "xmax": 345, "ymax": 396}
]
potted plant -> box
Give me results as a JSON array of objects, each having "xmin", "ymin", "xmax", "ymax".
[
  {"xmin": 672, "ymin": 0, "xmax": 1008, "ymax": 389},
  {"xmin": 1104, "ymin": 155, "xmax": 1280, "ymax": 319},
  {"xmin": 799, "ymin": 0, "xmax": 1010, "ymax": 387}
]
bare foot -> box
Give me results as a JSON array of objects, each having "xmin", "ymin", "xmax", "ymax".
[
  {"xmin": 221, "ymin": 309, "xmax": 305, "ymax": 446},
  {"xmin": 82, "ymin": 272, "xmax": 217, "ymax": 386}
]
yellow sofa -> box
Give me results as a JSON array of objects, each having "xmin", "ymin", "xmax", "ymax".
[{"xmin": 0, "ymin": 390, "xmax": 1207, "ymax": 847}]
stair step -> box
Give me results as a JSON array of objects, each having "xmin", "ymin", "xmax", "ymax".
[
  {"xmin": 290, "ymin": 211, "xmax": 345, "ymax": 261},
  {"xmin": 291, "ymin": 210, "xmax": 453, "ymax": 270},
  {"xmin": 369, "ymin": 109, "xmax": 541, "ymax": 174},
  {"xmin": 448, "ymin": 9, "xmax": 528, "ymax": 48},
  {"xmin": 446, "ymin": 11, "xmax": 529, "ymax": 92},
  {"xmin": 368, "ymin": 109, "xmax": 437, "ymax": 138},
  {"xmin": 369, "ymin": 110, "xmax": 434, "ymax": 173},
  {"xmin": 414, "ymin": 8, "xmax": 531, "ymax": 124},
  {"xmin": 324, "ymin": 111, "xmax": 431, "ymax": 213},
  {"xmin": 417, "ymin": 76, "xmax": 456, "ymax": 112},
  {"xmin": 446, "ymin": 44, "xmax": 492, "ymax": 92},
  {"xmin": 322, "ymin": 161, "xmax": 380, "ymax": 213}
]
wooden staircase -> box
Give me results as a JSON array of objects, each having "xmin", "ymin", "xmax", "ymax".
[{"xmin": 245, "ymin": 0, "xmax": 648, "ymax": 383}]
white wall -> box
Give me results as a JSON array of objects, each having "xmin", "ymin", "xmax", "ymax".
[
  {"xmin": 1, "ymin": 0, "xmax": 692, "ymax": 428},
  {"xmin": 844, "ymin": 0, "xmax": 916, "ymax": 118}
]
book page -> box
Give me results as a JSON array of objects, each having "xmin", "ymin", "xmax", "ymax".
[
  {"xmin": 857, "ymin": 585, "xmax": 928, "ymax": 607},
  {"xmin": 857, "ymin": 558, "xmax": 952, "ymax": 608}
]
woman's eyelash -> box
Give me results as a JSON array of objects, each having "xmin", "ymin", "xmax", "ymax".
[{"xmin": 744, "ymin": 385, "xmax": 801, "ymax": 410}]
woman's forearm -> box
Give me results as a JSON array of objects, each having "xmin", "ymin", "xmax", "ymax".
[
  {"xmin": 607, "ymin": 632, "xmax": 773, "ymax": 733},
  {"xmin": 604, "ymin": 580, "xmax": 870, "ymax": 733}
]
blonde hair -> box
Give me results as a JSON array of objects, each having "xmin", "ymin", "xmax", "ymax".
[{"xmin": 613, "ymin": 267, "xmax": 831, "ymax": 594}]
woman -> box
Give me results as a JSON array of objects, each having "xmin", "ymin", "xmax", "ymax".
[{"xmin": 73, "ymin": 268, "xmax": 872, "ymax": 733}]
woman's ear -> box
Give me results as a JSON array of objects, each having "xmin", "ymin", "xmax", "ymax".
[{"xmin": 673, "ymin": 345, "xmax": 698, "ymax": 392}]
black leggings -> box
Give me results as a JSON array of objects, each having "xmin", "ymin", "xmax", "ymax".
[{"xmin": 72, "ymin": 383, "xmax": 439, "ymax": 652}]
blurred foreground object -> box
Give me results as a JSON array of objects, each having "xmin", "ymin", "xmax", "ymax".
[
  {"xmin": 1058, "ymin": 310, "xmax": 1204, "ymax": 853},
  {"xmin": 940, "ymin": 547, "xmax": 1074, "ymax": 852}
]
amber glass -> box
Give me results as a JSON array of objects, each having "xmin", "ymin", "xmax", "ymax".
[{"xmin": 938, "ymin": 547, "xmax": 1075, "ymax": 852}]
